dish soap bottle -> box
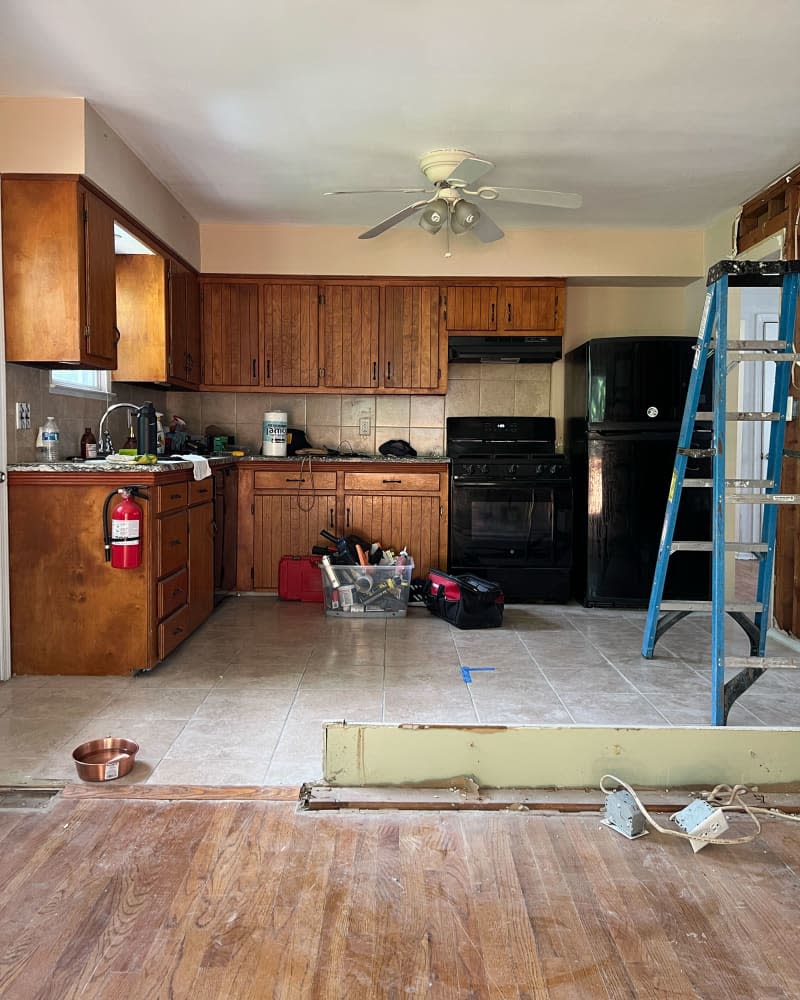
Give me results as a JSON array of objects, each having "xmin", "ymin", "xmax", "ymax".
[
  {"xmin": 42, "ymin": 416, "xmax": 60, "ymax": 462},
  {"xmin": 80, "ymin": 426, "xmax": 98, "ymax": 460}
]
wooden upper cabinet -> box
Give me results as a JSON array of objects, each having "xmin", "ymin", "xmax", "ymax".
[
  {"xmin": 168, "ymin": 259, "xmax": 201, "ymax": 387},
  {"xmin": 503, "ymin": 284, "xmax": 560, "ymax": 332},
  {"xmin": 202, "ymin": 281, "xmax": 260, "ymax": 386},
  {"xmin": 445, "ymin": 281, "xmax": 564, "ymax": 336},
  {"xmin": 446, "ymin": 285, "xmax": 498, "ymax": 332},
  {"xmin": 262, "ymin": 283, "xmax": 319, "ymax": 387},
  {"xmin": 2, "ymin": 177, "xmax": 117, "ymax": 368},
  {"xmin": 383, "ymin": 285, "xmax": 444, "ymax": 391},
  {"xmin": 319, "ymin": 285, "xmax": 379, "ymax": 389},
  {"xmin": 114, "ymin": 252, "xmax": 167, "ymax": 383}
]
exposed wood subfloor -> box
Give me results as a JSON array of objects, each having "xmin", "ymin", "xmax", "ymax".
[{"xmin": 0, "ymin": 791, "xmax": 798, "ymax": 999}]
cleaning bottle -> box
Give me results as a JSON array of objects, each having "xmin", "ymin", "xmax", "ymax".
[{"xmin": 80, "ymin": 426, "xmax": 97, "ymax": 460}]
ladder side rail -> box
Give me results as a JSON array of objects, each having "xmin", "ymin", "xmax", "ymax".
[
  {"xmin": 754, "ymin": 271, "xmax": 800, "ymax": 650},
  {"xmin": 641, "ymin": 286, "xmax": 717, "ymax": 657},
  {"xmin": 711, "ymin": 275, "xmax": 729, "ymax": 725}
]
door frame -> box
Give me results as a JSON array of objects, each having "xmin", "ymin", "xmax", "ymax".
[{"xmin": 0, "ymin": 196, "xmax": 11, "ymax": 681}]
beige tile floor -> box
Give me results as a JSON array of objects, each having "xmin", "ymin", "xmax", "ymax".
[{"xmin": 1, "ymin": 581, "xmax": 798, "ymax": 788}]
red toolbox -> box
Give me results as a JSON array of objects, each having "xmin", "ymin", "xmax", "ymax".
[{"xmin": 278, "ymin": 555, "xmax": 324, "ymax": 602}]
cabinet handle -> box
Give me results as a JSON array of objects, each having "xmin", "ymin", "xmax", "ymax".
[
  {"xmin": 383, "ymin": 479, "xmax": 402, "ymax": 484},
  {"xmin": 114, "ymin": 326, "xmax": 121, "ymax": 345},
  {"xmin": 186, "ymin": 352, "xmax": 193, "ymax": 372},
  {"xmin": 386, "ymin": 361, "xmax": 392, "ymax": 381},
  {"xmin": 490, "ymin": 303, "xmax": 495, "ymax": 325},
  {"xmin": 285, "ymin": 477, "xmax": 306, "ymax": 483},
  {"xmin": 169, "ymin": 492, "xmax": 182, "ymax": 500},
  {"xmin": 507, "ymin": 303, "xmax": 512, "ymax": 324},
  {"xmin": 266, "ymin": 359, "xmax": 271, "ymax": 380},
  {"xmin": 372, "ymin": 361, "xmax": 377, "ymax": 381},
  {"xmin": 169, "ymin": 538, "xmax": 183, "ymax": 547},
  {"xmin": 252, "ymin": 359, "xmax": 258, "ymax": 379},
  {"xmin": 197, "ymin": 487, "xmax": 210, "ymax": 495},
  {"xmin": 329, "ymin": 508, "xmax": 334, "ymax": 528},
  {"xmin": 172, "ymin": 587, "xmax": 184, "ymax": 597},
  {"xmin": 346, "ymin": 508, "xmax": 351, "ymax": 528},
  {"xmin": 172, "ymin": 626, "xmax": 185, "ymax": 636}
]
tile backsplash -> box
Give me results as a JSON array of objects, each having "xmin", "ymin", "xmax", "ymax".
[
  {"xmin": 5, "ymin": 362, "xmax": 551, "ymax": 462},
  {"xmin": 164, "ymin": 362, "xmax": 551, "ymax": 456}
]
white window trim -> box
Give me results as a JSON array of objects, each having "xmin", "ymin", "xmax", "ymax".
[{"xmin": 49, "ymin": 369, "xmax": 116, "ymax": 401}]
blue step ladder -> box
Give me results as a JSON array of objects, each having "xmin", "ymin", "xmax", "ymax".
[{"xmin": 642, "ymin": 259, "xmax": 800, "ymax": 725}]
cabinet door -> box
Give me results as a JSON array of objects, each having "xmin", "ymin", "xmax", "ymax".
[
  {"xmin": 114, "ymin": 253, "xmax": 167, "ymax": 383},
  {"xmin": 253, "ymin": 493, "xmax": 337, "ymax": 589},
  {"xmin": 213, "ymin": 466, "xmax": 238, "ymax": 592},
  {"xmin": 262, "ymin": 283, "xmax": 319, "ymax": 387},
  {"xmin": 319, "ymin": 285, "xmax": 379, "ymax": 388},
  {"xmin": 344, "ymin": 493, "xmax": 443, "ymax": 576},
  {"xmin": 445, "ymin": 285, "xmax": 498, "ymax": 332},
  {"xmin": 202, "ymin": 282, "xmax": 260, "ymax": 385},
  {"xmin": 184, "ymin": 271, "xmax": 202, "ymax": 386},
  {"xmin": 168, "ymin": 258, "xmax": 201, "ymax": 386},
  {"xmin": 188, "ymin": 502, "xmax": 214, "ymax": 631},
  {"xmin": 502, "ymin": 285, "xmax": 559, "ymax": 332},
  {"xmin": 81, "ymin": 188, "xmax": 118, "ymax": 367},
  {"xmin": 383, "ymin": 285, "xmax": 443, "ymax": 390}
]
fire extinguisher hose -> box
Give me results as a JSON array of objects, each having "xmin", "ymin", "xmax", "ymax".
[{"xmin": 103, "ymin": 485, "xmax": 150, "ymax": 561}]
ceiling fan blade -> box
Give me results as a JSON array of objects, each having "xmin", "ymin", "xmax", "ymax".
[
  {"xmin": 447, "ymin": 157, "xmax": 494, "ymax": 187},
  {"xmin": 324, "ymin": 187, "xmax": 433, "ymax": 196},
  {"xmin": 358, "ymin": 200, "xmax": 430, "ymax": 239},
  {"xmin": 472, "ymin": 186, "xmax": 583, "ymax": 209},
  {"xmin": 472, "ymin": 210, "xmax": 504, "ymax": 244}
]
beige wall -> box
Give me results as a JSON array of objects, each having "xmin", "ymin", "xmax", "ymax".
[
  {"xmin": 201, "ymin": 222, "xmax": 704, "ymax": 278},
  {"xmin": 0, "ymin": 97, "xmax": 85, "ymax": 173}
]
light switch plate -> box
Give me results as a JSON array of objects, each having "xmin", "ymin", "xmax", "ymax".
[{"xmin": 16, "ymin": 402, "xmax": 31, "ymax": 430}]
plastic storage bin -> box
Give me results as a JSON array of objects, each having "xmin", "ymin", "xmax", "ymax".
[{"xmin": 321, "ymin": 562, "xmax": 415, "ymax": 617}]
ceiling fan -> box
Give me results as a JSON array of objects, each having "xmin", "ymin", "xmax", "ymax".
[{"xmin": 324, "ymin": 148, "xmax": 582, "ymax": 252}]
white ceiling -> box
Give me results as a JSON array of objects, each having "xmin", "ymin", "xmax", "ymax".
[{"xmin": 3, "ymin": 0, "xmax": 800, "ymax": 233}]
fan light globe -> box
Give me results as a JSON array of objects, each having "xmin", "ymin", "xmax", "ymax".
[
  {"xmin": 419, "ymin": 199, "xmax": 449, "ymax": 234},
  {"xmin": 450, "ymin": 199, "xmax": 481, "ymax": 235}
]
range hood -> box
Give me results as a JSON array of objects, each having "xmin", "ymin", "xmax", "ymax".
[{"xmin": 448, "ymin": 335, "xmax": 562, "ymax": 364}]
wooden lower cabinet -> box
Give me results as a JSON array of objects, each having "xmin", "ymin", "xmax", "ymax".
[
  {"xmin": 8, "ymin": 470, "xmax": 215, "ymax": 676},
  {"xmin": 213, "ymin": 465, "xmax": 239, "ymax": 592},
  {"xmin": 237, "ymin": 461, "xmax": 449, "ymax": 591}
]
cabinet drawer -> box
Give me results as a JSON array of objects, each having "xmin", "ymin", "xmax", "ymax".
[
  {"xmin": 158, "ymin": 510, "xmax": 188, "ymax": 577},
  {"xmin": 343, "ymin": 472, "xmax": 441, "ymax": 493},
  {"xmin": 158, "ymin": 604, "xmax": 191, "ymax": 660},
  {"xmin": 189, "ymin": 479, "xmax": 214, "ymax": 505},
  {"xmin": 254, "ymin": 470, "xmax": 338, "ymax": 491},
  {"xmin": 158, "ymin": 567, "xmax": 188, "ymax": 620},
  {"xmin": 155, "ymin": 481, "xmax": 189, "ymax": 513}
]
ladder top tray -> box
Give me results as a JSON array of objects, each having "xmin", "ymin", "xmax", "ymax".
[{"xmin": 707, "ymin": 259, "xmax": 800, "ymax": 287}]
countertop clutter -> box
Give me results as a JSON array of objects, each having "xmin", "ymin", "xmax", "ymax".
[{"xmin": 8, "ymin": 454, "xmax": 448, "ymax": 472}]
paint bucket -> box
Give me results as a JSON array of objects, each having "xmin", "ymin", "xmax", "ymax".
[{"xmin": 262, "ymin": 411, "xmax": 288, "ymax": 457}]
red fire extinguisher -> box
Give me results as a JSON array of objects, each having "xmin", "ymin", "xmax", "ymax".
[{"xmin": 103, "ymin": 486, "xmax": 149, "ymax": 569}]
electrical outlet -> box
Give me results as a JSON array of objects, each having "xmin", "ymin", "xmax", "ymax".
[
  {"xmin": 16, "ymin": 402, "xmax": 31, "ymax": 430},
  {"xmin": 358, "ymin": 416, "xmax": 371, "ymax": 437},
  {"xmin": 687, "ymin": 809, "xmax": 729, "ymax": 853}
]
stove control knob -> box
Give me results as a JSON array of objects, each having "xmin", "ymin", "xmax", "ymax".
[
  {"xmin": 535, "ymin": 464, "xmax": 544, "ymax": 474},
  {"xmin": 463, "ymin": 464, "xmax": 473, "ymax": 476},
  {"xmin": 509, "ymin": 463, "xmax": 519, "ymax": 475},
  {"xmin": 478, "ymin": 463, "xmax": 488, "ymax": 475},
  {"xmin": 550, "ymin": 464, "xmax": 558, "ymax": 475}
]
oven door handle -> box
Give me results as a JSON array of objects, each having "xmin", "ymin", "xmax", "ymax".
[{"xmin": 453, "ymin": 480, "xmax": 541, "ymax": 488}]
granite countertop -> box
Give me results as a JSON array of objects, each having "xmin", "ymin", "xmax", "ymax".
[{"xmin": 8, "ymin": 453, "xmax": 449, "ymax": 473}]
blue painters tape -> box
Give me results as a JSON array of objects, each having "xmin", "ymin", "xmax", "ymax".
[{"xmin": 461, "ymin": 666, "xmax": 497, "ymax": 684}]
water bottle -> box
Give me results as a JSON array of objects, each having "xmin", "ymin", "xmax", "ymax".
[{"xmin": 42, "ymin": 416, "xmax": 60, "ymax": 462}]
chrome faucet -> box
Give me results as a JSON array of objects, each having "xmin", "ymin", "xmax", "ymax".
[{"xmin": 98, "ymin": 402, "xmax": 140, "ymax": 457}]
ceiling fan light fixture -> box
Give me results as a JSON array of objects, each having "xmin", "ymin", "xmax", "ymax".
[
  {"xmin": 450, "ymin": 199, "xmax": 481, "ymax": 235},
  {"xmin": 419, "ymin": 198, "xmax": 449, "ymax": 234}
]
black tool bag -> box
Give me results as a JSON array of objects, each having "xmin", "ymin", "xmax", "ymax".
[{"xmin": 423, "ymin": 569, "xmax": 504, "ymax": 629}]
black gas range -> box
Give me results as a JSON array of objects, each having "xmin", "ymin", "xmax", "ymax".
[{"xmin": 447, "ymin": 417, "xmax": 573, "ymax": 602}]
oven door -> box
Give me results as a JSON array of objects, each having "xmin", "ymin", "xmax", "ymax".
[{"xmin": 450, "ymin": 481, "xmax": 572, "ymax": 570}]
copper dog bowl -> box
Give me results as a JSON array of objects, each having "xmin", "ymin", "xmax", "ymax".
[{"xmin": 72, "ymin": 737, "xmax": 139, "ymax": 782}]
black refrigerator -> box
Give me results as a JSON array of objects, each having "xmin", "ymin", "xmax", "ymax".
[{"xmin": 565, "ymin": 337, "xmax": 712, "ymax": 607}]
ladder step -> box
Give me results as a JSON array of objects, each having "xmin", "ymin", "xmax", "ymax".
[
  {"xmin": 670, "ymin": 541, "xmax": 768, "ymax": 553},
  {"xmin": 677, "ymin": 447, "xmax": 716, "ymax": 457},
  {"xmin": 727, "ymin": 351, "xmax": 800, "ymax": 362},
  {"xmin": 695, "ymin": 411, "xmax": 780, "ymax": 421},
  {"xmin": 725, "ymin": 656, "xmax": 799, "ymax": 670},
  {"xmin": 727, "ymin": 493, "xmax": 800, "ymax": 504},
  {"xmin": 660, "ymin": 600, "xmax": 763, "ymax": 613},
  {"xmin": 716, "ymin": 339, "xmax": 788, "ymax": 351},
  {"xmin": 683, "ymin": 479, "xmax": 774, "ymax": 488}
]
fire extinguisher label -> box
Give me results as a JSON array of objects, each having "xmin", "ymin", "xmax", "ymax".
[{"xmin": 112, "ymin": 521, "xmax": 140, "ymax": 540}]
